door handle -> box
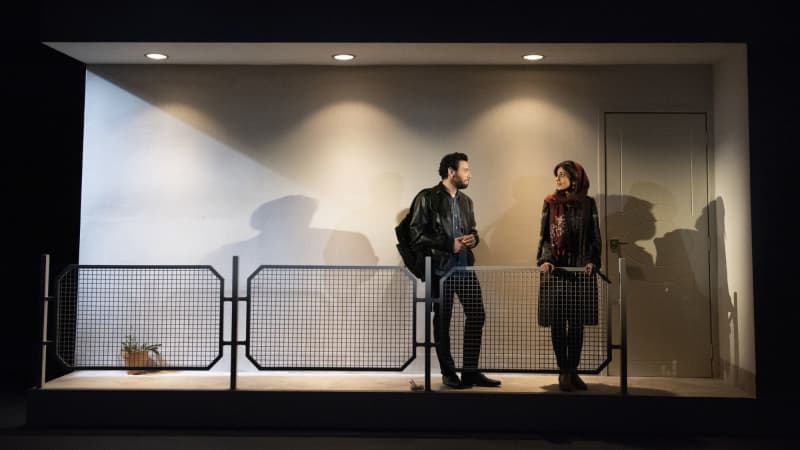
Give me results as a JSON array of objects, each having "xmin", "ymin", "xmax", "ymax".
[{"xmin": 610, "ymin": 238, "xmax": 629, "ymax": 252}]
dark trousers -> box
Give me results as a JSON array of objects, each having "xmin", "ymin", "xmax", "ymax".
[
  {"xmin": 431, "ymin": 270, "xmax": 485, "ymax": 376},
  {"xmin": 551, "ymin": 319, "xmax": 584, "ymax": 371}
]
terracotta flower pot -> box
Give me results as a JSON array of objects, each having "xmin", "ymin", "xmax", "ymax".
[{"xmin": 122, "ymin": 350, "xmax": 151, "ymax": 375}]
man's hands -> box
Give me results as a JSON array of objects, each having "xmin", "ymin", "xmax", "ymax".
[
  {"xmin": 453, "ymin": 234, "xmax": 477, "ymax": 253},
  {"xmin": 461, "ymin": 234, "xmax": 477, "ymax": 248}
]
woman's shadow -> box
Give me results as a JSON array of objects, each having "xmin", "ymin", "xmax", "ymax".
[{"xmin": 602, "ymin": 191, "xmax": 732, "ymax": 380}]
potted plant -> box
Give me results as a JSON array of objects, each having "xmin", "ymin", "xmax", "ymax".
[{"xmin": 120, "ymin": 334, "xmax": 161, "ymax": 374}]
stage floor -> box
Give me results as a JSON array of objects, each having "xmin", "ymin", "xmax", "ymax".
[{"xmin": 42, "ymin": 371, "xmax": 753, "ymax": 397}]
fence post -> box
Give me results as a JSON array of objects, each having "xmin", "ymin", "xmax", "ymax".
[
  {"xmin": 39, "ymin": 254, "xmax": 51, "ymax": 389},
  {"xmin": 230, "ymin": 255, "xmax": 239, "ymax": 390},
  {"xmin": 424, "ymin": 256, "xmax": 432, "ymax": 392},
  {"xmin": 619, "ymin": 257, "xmax": 628, "ymax": 395}
]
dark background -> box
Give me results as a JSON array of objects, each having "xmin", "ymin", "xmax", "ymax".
[{"xmin": 3, "ymin": 2, "xmax": 797, "ymax": 406}]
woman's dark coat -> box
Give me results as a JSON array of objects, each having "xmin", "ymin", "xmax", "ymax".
[{"xmin": 536, "ymin": 196, "xmax": 602, "ymax": 326}]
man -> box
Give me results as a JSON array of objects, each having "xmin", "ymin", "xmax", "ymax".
[{"xmin": 408, "ymin": 152, "xmax": 501, "ymax": 389}]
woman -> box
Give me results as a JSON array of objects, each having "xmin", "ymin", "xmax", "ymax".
[{"xmin": 536, "ymin": 160, "xmax": 602, "ymax": 392}]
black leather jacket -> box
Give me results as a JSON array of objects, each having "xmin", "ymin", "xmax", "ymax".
[{"xmin": 409, "ymin": 182, "xmax": 479, "ymax": 278}]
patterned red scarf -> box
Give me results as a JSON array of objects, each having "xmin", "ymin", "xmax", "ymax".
[{"xmin": 544, "ymin": 161, "xmax": 590, "ymax": 262}]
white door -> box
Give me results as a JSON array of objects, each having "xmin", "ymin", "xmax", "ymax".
[{"xmin": 605, "ymin": 113, "xmax": 712, "ymax": 377}]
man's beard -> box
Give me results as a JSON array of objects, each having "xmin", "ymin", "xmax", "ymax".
[{"xmin": 453, "ymin": 175, "xmax": 469, "ymax": 189}]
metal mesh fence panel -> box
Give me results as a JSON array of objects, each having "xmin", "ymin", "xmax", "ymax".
[
  {"xmin": 55, "ymin": 266, "xmax": 223, "ymax": 370},
  {"xmin": 441, "ymin": 267, "xmax": 608, "ymax": 373},
  {"xmin": 247, "ymin": 266, "xmax": 415, "ymax": 370}
]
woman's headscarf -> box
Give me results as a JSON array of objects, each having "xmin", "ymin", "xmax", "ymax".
[{"xmin": 544, "ymin": 161, "xmax": 590, "ymax": 262}]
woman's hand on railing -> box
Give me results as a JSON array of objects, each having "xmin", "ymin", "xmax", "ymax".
[
  {"xmin": 584, "ymin": 263, "xmax": 596, "ymax": 274},
  {"xmin": 540, "ymin": 262, "xmax": 555, "ymax": 273}
]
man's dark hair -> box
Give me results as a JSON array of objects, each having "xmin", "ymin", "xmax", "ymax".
[{"xmin": 439, "ymin": 152, "xmax": 469, "ymax": 179}]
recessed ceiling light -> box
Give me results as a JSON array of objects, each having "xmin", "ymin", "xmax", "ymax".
[
  {"xmin": 522, "ymin": 54, "xmax": 544, "ymax": 61},
  {"xmin": 145, "ymin": 53, "xmax": 168, "ymax": 61},
  {"xmin": 332, "ymin": 53, "xmax": 355, "ymax": 61}
]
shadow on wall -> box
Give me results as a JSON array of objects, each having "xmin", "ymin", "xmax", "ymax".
[
  {"xmin": 334, "ymin": 172, "xmax": 405, "ymax": 266},
  {"xmin": 602, "ymin": 192, "xmax": 732, "ymax": 378},
  {"xmin": 603, "ymin": 193, "xmax": 657, "ymax": 375},
  {"xmin": 708, "ymin": 197, "xmax": 738, "ymax": 383},
  {"xmin": 205, "ymin": 195, "xmax": 377, "ymax": 279},
  {"xmin": 603, "ymin": 193, "xmax": 658, "ymax": 280}
]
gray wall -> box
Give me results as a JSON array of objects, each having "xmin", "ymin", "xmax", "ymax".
[
  {"xmin": 80, "ymin": 64, "xmax": 726, "ymax": 373},
  {"xmin": 81, "ymin": 64, "xmax": 713, "ymax": 277}
]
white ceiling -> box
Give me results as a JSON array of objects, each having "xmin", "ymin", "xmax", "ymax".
[{"xmin": 44, "ymin": 42, "xmax": 745, "ymax": 65}]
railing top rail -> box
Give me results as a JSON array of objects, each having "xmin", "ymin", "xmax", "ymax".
[
  {"xmin": 250, "ymin": 264, "xmax": 414, "ymax": 270},
  {"xmin": 247, "ymin": 264, "xmax": 418, "ymax": 284},
  {"xmin": 60, "ymin": 264, "xmax": 220, "ymax": 269},
  {"xmin": 440, "ymin": 265, "xmax": 611, "ymax": 282},
  {"xmin": 55, "ymin": 264, "xmax": 225, "ymax": 285}
]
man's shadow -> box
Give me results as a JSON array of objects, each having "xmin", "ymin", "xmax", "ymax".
[
  {"xmin": 335, "ymin": 172, "xmax": 405, "ymax": 266},
  {"xmin": 649, "ymin": 200, "xmax": 716, "ymax": 377},
  {"xmin": 205, "ymin": 195, "xmax": 378, "ymax": 291},
  {"xmin": 203, "ymin": 195, "xmax": 382, "ymax": 369}
]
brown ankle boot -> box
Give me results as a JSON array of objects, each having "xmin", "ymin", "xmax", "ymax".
[
  {"xmin": 558, "ymin": 371, "xmax": 574, "ymax": 392},
  {"xmin": 571, "ymin": 370, "xmax": 588, "ymax": 390}
]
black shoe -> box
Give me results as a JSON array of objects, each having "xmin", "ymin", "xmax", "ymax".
[
  {"xmin": 571, "ymin": 371, "xmax": 588, "ymax": 390},
  {"xmin": 462, "ymin": 372, "xmax": 502, "ymax": 387},
  {"xmin": 558, "ymin": 373, "xmax": 574, "ymax": 392},
  {"xmin": 442, "ymin": 373, "xmax": 465, "ymax": 389}
]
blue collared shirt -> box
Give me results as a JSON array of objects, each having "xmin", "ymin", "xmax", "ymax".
[{"xmin": 449, "ymin": 192, "xmax": 468, "ymax": 268}]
